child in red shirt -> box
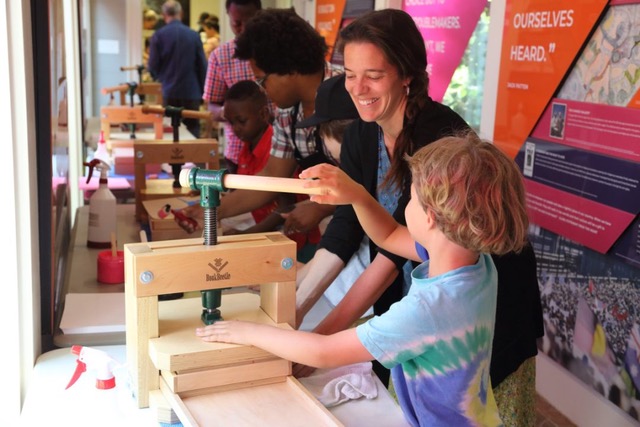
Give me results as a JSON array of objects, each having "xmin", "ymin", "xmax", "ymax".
[{"xmin": 223, "ymin": 80, "xmax": 319, "ymax": 261}]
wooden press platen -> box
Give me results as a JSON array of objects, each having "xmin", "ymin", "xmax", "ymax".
[{"xmin": 124, "ymin": 232, "xmax": 343, "ymax": 426}]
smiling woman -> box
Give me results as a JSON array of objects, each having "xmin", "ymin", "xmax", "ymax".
[{"xmin": 299, "ymin": 9, "xmax": 543, "ymax": 427}]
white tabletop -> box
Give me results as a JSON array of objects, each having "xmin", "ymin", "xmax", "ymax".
[{"xmin": 21, "ymin": 345, "xmax": 408, "ymax": 427}]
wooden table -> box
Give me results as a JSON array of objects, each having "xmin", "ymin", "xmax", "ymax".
[{"xmin": 50, "ymin": 205, "xmax": 408, "ymax": 426}]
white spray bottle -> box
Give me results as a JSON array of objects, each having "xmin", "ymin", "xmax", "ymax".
[
  {"xmin": 85, "ymin": 159, "xmax": 117, "ymax": 248},
  {"xmin": 92, "ymin": 130, "xmax": 112, "ymax": 172}
]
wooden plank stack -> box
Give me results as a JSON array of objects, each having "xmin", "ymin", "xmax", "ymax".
[{"xmin": 124, "ymin": 233, "xmax": 342, "ymax": 426}]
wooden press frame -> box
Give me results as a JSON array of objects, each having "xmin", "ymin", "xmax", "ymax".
[
  {"xmin": 100, "ymin": 104, "xmax": 164, "ymax": 143},
  {"xmin": 124, "ymin": 232, "xmax": 297, "ymax": 409}
]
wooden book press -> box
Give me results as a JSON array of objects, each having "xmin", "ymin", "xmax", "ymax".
[
  {"xmin": 134, "ymin": 105, "xmax": 219, "ymax": 222},
  {"xmin": 124, "ymin": 169, "xmax": 342, "ymax": 426},
  {"xmin": 100, "ymin": 83, "xmax": 164, "ymax": 146},
  {"xmin": 119, "ymin": 64, "xmax": 163, "ymax": 105}
]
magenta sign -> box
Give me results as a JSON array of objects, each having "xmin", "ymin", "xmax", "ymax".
[{"xmin": 402, "ymin": 0, "xmax": 487, "ymax": 102}]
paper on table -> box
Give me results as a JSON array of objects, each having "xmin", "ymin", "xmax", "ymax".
[{"xmin": 59, "ymin": 293, "xmax": 125, "ymax": 334}]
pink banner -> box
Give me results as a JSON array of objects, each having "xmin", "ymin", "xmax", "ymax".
[
  {"xmin": 402, "ymin": 0, "xmax": 487, "ymax": 102},
  {"xmin": 524, "ymin": 179, "xmax": 635, "ymax": 253},
  {"xmin": 532, "ymin": 99, "xmax": 640, "ymax": 163}
]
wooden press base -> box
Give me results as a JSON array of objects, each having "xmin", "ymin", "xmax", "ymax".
[
  {"xmin": 149, "ymin": 293, "xmax": 342, "ymax": 426},
  {"xmin": 160, "ymin": 376, "xmax": 343, "ymax": 427},
  {"xmin": 152, "ymin": 293, "xmax": 289, "ymax": 375}
]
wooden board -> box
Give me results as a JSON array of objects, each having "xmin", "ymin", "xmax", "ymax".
[
  {"xmin": 142, "ymin": 196, "xmax": 201, "ymax": 241},
  {"xmin": 162, "ymin": 376, "xmax": 343, "ymax": 427},
  {"xmin": 150, "ymin": 294, "xmax": 291, "ymax": 372},
  {"xmin": 161, "ymin": 358, "xmax": 291, "ymax": 393}
]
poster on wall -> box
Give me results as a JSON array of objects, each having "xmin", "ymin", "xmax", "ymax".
[
  {"xmin": 515, "ymin": 101, "xmax": 640, "ymax": 254},
  {"xmin": 510, "ymin": 2, "xmax": 640, "ymax": 422},
  {"xmin": 402, "ymin": 0, "xmax": 487, "ymax": 103},
  {"xmin": 315, "ymin": 0, "xmax": 374, "ymax": 64},
  {"xmin": 493, "ymin": 0, "xmax": 608, "ymax": 159}
]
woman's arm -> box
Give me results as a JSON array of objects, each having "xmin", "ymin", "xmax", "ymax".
[
  {"xmin": 301, "ymin": 164, "xmax": 418, "ymax": 261},
  {"xmin": 314, "ymin": 253, "xmax": 398, "ymax": 335},
  {"xmin": 296, "ymin": 249, "xmax": 345, "ymax": 327}
]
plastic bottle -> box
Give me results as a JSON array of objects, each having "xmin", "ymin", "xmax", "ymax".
[
  {"xmin": 85, "ymin": 159, "xmax": 117, "ymax": 248},
  {"xmin": 93, "ymin": 130, "xmax": 112, "ymax": 173}
]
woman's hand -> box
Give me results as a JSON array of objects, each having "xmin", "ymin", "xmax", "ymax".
[{"xmin": 300, "ymin": 164, "xmax": 366, "ymax": 206}]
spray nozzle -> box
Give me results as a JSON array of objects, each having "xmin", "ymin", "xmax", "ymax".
[
  {"xmin": 84, "ymin": 159, "xmax": 112, "ymax": 183},
  {"xmin": 66, "ymin": 345, "xmax": 118, "ymax": 390}
]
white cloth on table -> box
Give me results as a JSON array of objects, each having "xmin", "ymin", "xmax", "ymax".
[{"xmin": 299, "ymin": 362, "xmax": 378, "ymax": 407}]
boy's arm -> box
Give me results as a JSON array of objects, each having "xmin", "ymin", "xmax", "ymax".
[
  {"xmin": 196, "ymin": 322, "xmax": 372, "ymax": 368},
  {"xmin": 300, "ymin": 164, "xmax": 416, "ymax": 260}
]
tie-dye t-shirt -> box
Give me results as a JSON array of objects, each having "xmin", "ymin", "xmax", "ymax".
[{"xmin": 356, "ymin": 253, "xmax": 502, "ymax": 427}]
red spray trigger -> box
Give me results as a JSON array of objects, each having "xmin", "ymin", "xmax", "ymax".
[
  {"xmin": 65, "ymin": 345, "xmax": 118, "ymax": 390},
  {"xmin": 66, "ymin": 345, "xmax": 88, "ymax": 390},
  {"xmin": 83, "ymin": 159, "xmax": 101, "ymax": 183}
]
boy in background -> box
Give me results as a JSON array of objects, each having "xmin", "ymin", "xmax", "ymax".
[
  {"xmin": 221, "ymin": 80, "xmax": 319, "ymax": 262},
  {"xmin": 196, "ymin": 133, "xmax": 529, "ymax": 426}
]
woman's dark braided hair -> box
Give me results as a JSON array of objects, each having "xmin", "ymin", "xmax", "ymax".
[{"xmin": 337, "ymin": 9, "xmax": 430, "ymax": 191}]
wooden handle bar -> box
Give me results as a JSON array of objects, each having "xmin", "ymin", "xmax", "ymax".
[
  {"xmin": 141, "ymin": 105, "xmax": 213, "ymax": 120},
  {"xmin": 101, "ymin": 84, "xmax": 129, "ymax": 95},
  {"xmin": 120, "ymin": 65, "xmax": 143, "ymax": 71},
  {"xmin": 223, "ymin": 174, "xmax": 324, "ymax": 195}
]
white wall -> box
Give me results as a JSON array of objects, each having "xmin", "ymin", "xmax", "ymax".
[
  {"xmin": 90, "ymin": 0, "xmax": 130, "ymax": 115},
  {"xmin": 2, "ymin": 0, "xmax": 38, "ymax": 424},
  {"xmin": 537, "ymin": 354, "xmax": 638, "ymax": 427}
]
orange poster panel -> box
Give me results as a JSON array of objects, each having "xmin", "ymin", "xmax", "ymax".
[
  {"xmin": 628, "ymin": 88, "xmax": 640, "ymax": 110},
  {"xmin": 493, "ymin": 1, "xmax": 608, "ymax": 159},
  {"xmin": 316, "ymin": 0, "xmax": 347, "ymax": 62}
]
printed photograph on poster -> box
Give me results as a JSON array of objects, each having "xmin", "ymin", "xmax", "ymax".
[
  {"xmin": 523, "ymin": 141, "xmax": 536, "ymax": 177},
  {"xmin": 549, "ymin": 102, "xmax": 566, "ymax": 139},
  {"xmin": 529, "ymin": 226, "xmax": 640, "ymax": 423}
]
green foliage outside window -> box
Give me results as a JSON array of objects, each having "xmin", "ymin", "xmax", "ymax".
[{"xmin": 442, "ymin": 5, "xmax": 490, "ymax": 132}]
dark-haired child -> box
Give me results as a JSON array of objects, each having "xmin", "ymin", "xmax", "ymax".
[{"xmin": 222, "ymin": 80, "xmax": 319, "ymax": 261}]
